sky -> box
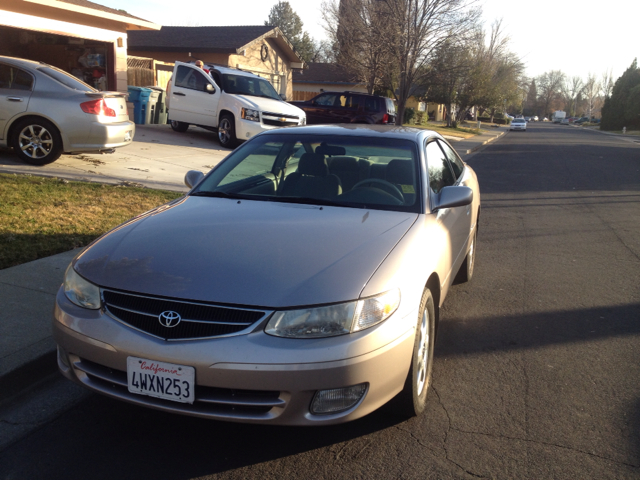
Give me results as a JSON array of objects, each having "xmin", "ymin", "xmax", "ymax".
[{"xmin": 109, "ymin": 0, "xmax": 639, "ymax": 82}]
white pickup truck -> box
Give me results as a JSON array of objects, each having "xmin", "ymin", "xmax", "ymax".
[{"xmin": 166, "ymin": 61, "xmax": 306, "ymax": 148}]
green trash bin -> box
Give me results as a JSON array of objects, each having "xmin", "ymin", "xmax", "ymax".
[
  {"xmin": 146, "ymin": 86, "xmax": 167, "ymax": 125},
  {"xmin": 144, "ymin": 88, "xmax": 160, "ymax": 124}
]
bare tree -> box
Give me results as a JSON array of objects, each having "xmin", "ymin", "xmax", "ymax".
[
  {"xmin": 322, "ymin": 0, "xmax": 389, "ymax": 93},
  {"xmin": 601, "ymin": 68, "xmax": 614, "ymax": 98},
  {"xmin": 583, "ymin": 73, "xmax": 601, "ymax": 119},
  {"xmin": 566, "ymin": 76, "xmax": 584, "ymax": 117},
  {"xmin": 537, "ymin": 70, "xmax": 566, "ymax": 118}
]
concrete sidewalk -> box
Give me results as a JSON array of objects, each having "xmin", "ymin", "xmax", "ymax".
[{"xmin": 0, "ymin": 125, "xmax": 505, "ymax": 402}]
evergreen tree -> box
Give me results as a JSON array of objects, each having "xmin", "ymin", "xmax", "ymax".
[
  {"xmin": 601, "ymin": 58, "xmax": 640, "ymax": 130},
  {"xmin": 265, "ymin": 1, "xmax": 316, "ymax": 63}
]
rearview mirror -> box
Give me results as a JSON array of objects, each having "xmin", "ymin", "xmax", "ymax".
[
  {"xmin": 206, "ymin": 84, "xmax": 215, "ymax": 94},
  {"xmin": 280, "ymin": 93, "xmax": 287, "ymax": 101},
  {"xmin": 184, "ymin": 170, "xmax": 204, "ymax": 189},
  {"xmin": 434, "ymin": 186, "xmax": 473, "ymax": 210}
]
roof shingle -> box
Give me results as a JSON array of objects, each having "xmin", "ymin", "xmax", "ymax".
[
  {"xmin": 128, "ymin": 26, "xmax": 276, "ymax": 52},
  {"xmin": 293, "ymin": 63, "xmax": 360, "ymax": 85}
]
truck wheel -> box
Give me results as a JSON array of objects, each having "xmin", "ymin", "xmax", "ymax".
[
  {"xmin": 12, "ymin": 118, "xmax": 62, "ymax": 165},
  {"xmin": 218, "ymin": 114, "xmax": 238, "ymax": 148},
  {"xmin": 170, "ymin": 120, "xmax": 189, "ymax": 133}
]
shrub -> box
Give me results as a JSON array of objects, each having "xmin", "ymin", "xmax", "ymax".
[
  {"xmin": 403, "ymin": 107, "xmax": 415, "ymax": 124},
  {"xmin": 415, "ymin": 111, "xmax": 425, "ymax": 125}
]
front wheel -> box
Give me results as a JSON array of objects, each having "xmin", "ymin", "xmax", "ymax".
[
  {"xmin": 389, "ymin": 288, "xmax": 435, "ymax": 418},
  {"xmin": 217, "ymin": 114, "xmax": 238, "ymax": 148},
  {"xmin": 170, "ymin": 120, "xmax": 189, "ymax": 132},
  {"xmin": 12, "ymin": 118, "xmax": 62, "ymax": 165}
]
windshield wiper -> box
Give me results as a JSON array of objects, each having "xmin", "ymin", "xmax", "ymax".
[
  {"xmin": 190, "ymin": 191, "xmax": 248, "ymax": 199},
  {"xmin": 268, "ymin": 196, "xmax": 358, "ymax": 208}
]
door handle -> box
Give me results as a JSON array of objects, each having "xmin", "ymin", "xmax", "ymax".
[
  {"xmin": 174, "ymin": 92, "xmax": 186, "ymax": 96},
  {"xmin": 7, "ymin": 97, "xmax": 23, "ymax": 102}
]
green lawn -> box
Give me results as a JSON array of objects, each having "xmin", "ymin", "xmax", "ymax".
[{"xmin": 0, "ymin": 173, "xmax": 182, "ymax": 269}]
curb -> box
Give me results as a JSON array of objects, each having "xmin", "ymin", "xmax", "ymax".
[
  {"xmin": 0, "ymin": 350, "xmax": 58, "ymax": 408},
  {"xmin": 465, "ymin": 131, "xmax": 505, "ymax": 154}
]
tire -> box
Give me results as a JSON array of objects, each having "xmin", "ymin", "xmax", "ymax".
[
  {"xmin": 454, "ymin": 227, "xmax": 477, "ymax": 284},
  {"xmin": 12, "ymin": 118, "xmax": 62, "ymax": 165},
  {"xmin": 217, "ymin": 114, "xmax": 238, "ymax": 148},
  {"xmin": 389, "ymin": 288, "xmax": 436, "ymax": 418},
  {"xmin": 170, "ymin": 120, "xmax": 189, "ymax": 132}
]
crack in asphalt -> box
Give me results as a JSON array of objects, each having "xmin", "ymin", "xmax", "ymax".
[
  {"xmin": 432, "ymin": 386, "xmax": 489, "ymax": 479},
  {"xmin": 449, "ymin": 427, "xmax": 640, "ymax": 470}
]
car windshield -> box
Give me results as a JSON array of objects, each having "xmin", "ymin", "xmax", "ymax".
[
  {"xmin": 513, "ymin": 119, "xmax": 525, "ymax": 124},
  {"xmin": 37, "ymin": 65, "xmax": 96, "ymax": 92},
  {"xmin": 192, "ymin": 133, "xmax": 421, "ymax": 213},
  {"xmin": 222, "ymin": 74, "xmax": 280, "ymax": 100}
]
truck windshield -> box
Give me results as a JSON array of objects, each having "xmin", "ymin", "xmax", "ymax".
[{"xmin": 222, "ymin": 74, "xmax": 280, "ymax": 101}]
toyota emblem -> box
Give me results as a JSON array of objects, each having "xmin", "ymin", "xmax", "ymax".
[{"xmin": 158, "ymin": 311, "xmax": 181, "ymax": 328}]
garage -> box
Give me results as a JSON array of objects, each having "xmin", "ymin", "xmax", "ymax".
[{"xmin": 0, "ymin": 0, "xmax": 159, "ymax": 93}]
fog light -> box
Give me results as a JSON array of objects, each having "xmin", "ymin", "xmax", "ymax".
[{"xmin": 310, "ymin": 383, "xmax": 367, "ymax": 414}]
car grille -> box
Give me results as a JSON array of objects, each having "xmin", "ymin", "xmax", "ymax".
[
  {"xmin": 262, "ymin": 111, "xmax": 299, "ymax": 127},
  {"xmin": 71, "ymin": 356, "xmax": 284, "ymax": 418},
  {"xmin": 102, "ymin": 289, "xmax": 270, "ymax": 341}
]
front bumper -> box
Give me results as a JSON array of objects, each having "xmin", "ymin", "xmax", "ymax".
[
  {"xmin": 53, "ymin": 288, "xmax": 414, "ymax": 425},
  {"xmin": 235, "ymin": 116, "xmax": 303, "ymax": 142}
]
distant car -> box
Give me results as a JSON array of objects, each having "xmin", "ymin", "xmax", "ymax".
[
  {"xmin": 515, "ymin": 114, "xmax": 524, "ymax": 119},
  {"xmin": 532, "ymin": 116, "xmax": 539, "ymax": 121},
  {"xmin": 574, "ymin": 117, "xmax": 590, "ymax": 124},
  {"xmin": 0, "ymin": 55, "xmax": 134, "ymax": 165},
  {"xmin": 510, "ymin": 118, "xmax": 527, "ymax": 131},
  {"xmin": 292, "ymin": 91, "xmax": 397, "ymax": 125},
  {"xmin": 53, "ymin": 124, "xmax": 481, "ymax": 425},
  {"xmin": 560, "ymin": 118, "xmax": 570, "ymax": 125},
  {"xmin": 524, "ymin": 117, "xmax": 531, "ymax": 122},
  {"xmin": 542, "ymin": 117, "xmax": 549, "ymax": 122}
]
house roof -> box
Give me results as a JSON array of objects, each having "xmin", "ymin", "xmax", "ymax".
[
  {"xmin": 20, "ymin": 0, "xmax": 159, "ymax": 29},
  {"xmin": 128, "ymin": 25, "xmax": 304, "ymax": 66},
  {"xmin": 293, "ymin": 63, "xmax": 361, "ymax": 85}
]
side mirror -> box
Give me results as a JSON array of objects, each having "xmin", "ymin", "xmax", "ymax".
[
  {"xmin": 434, "ymin": 186, "xmax": 473, "ymax": 210},
  {"xmin": 184, "ymin": 170, "xmax": 204, "ymax": 189},
  {"xmin": 279, "ymin": 93, "xmax": 287, "ymax": 101},
  {"xmin": 206, "ymin": 84, "xmax": 215, "ymax": 94}
]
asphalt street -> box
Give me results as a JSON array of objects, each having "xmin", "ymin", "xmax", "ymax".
[{"xmin": 0, "ymin": 122, "xmax": 639, "ymax": 479}]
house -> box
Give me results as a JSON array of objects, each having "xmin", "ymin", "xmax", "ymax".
[
  {"xmin": 127, "ymin": 26, "xmax": 305, "ymax": 100},
  {"xmin": 0, "ymin": 0, "xmax": 159, "ymax": 92},
  {"xmin": 292, "ymin": 63, "xmax": 367, "ymax": 101}
]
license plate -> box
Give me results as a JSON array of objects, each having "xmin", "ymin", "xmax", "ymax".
[{"xmin": 127, "ymin": 357, "xmax": 195, "ymax": 404}]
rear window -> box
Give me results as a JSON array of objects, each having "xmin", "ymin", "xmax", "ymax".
[{"xmin": 38, "ymin": 66, "xmax": 96, "ymax": 92}]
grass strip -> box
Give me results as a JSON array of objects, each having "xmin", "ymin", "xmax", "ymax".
[{"xmin": 0, "ymin": 173, "xmax": 183, "ymax": 270}]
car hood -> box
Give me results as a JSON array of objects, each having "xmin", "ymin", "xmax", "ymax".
[
  {"xmin": 74, "ymin": 197, "xmax": 417, "ymax": 308},
  {"xmin": 231, "ymin": 94, "xmax": 305, "ymax": 118}
]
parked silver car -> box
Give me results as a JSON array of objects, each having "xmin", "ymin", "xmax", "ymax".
[
  {"xmin": 54, "ymin": 125, "xmax": 480, "ymax": 425},
  {"xmin": 0, "ymin": 56, "xmax": 133, "ymax": 165}
]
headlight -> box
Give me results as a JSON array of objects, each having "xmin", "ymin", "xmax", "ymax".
[
  {"xmin": 265, "ymin": 289, "xmax": 400, "ymax": 338},
  {"xmin": 241, "ymin": 108, "xmax": 260, "ymax": 122},
  {"xmin": 63, "ymin": 265, "xmax": 101, "ymax": 309}
]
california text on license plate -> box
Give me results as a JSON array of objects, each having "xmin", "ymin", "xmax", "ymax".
[{"xmin": 127, "ymin": 357, "xmax": 195, "ymax": 404}]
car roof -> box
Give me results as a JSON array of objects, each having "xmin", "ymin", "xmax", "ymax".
[
  {"xmin": 256, "ymin": 124, "xmax": 441, "ymax": 142},
  {"xmin": 0, "ymin": 55, "xmax": 43, "ymax": 69},
  {"xmin": 316, "ymin": 91, "xmax": 394, "ymax": 100}
]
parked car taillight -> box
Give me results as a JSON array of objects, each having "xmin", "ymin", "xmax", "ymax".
[
  {"xmin": 382, "ymin": 113, "xmax": 389, "ymax": 124},
  {"xmin": 80, "ymin": 98, "xmax": 116, "ymax": 117}
]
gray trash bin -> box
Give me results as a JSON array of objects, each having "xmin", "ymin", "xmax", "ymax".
[
  {"xmin": 144, "ymin": 88, "xmax": 160, "ymax": 124},
  {"xmin": 146, "ymin": 86, "xmax": 167, "ymax": 125}
]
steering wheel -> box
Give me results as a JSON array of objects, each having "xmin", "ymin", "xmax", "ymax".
[{"xmin": 352, "ymin": 178, "xmax": 405, "ymax": 202}]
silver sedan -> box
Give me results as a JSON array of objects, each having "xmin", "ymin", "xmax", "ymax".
[
  {"xmin": 54, "ymin": 125, "xmax": 480, "ymax": 425},
  {"xmin": 0, "ymin": 55, "xmax": 134, "ymax": 165}
]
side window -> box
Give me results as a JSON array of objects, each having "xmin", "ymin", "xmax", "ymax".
[
  {"xmin": 314, "ymin": 94, "xmax": 336, "ymax": 106},
  {"xmin": 175, "ymin": 65, "xmax": 209, "ymax": 92},
  {"xmin": 364, "ymin": 96, "xmax": 379, "ymax": 111},
  {"xmin": 425, "ymin": 141, "xmax": 455, "ymax": 194},
  {"xmin": 437, "ymin": 140, "xmax": 465, "ymax": 180},
  {"xmin": 0, "ymin": 64, "xmax": 34, "ymax": 91},
  {"xmin": 338, "ymin": 94, "xmax": 358, "ymax": 108}
]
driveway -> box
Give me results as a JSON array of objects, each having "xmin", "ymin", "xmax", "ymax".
[{"xmin": 0, "ymin": 125, "xmax": 230, "ymax": 192}]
